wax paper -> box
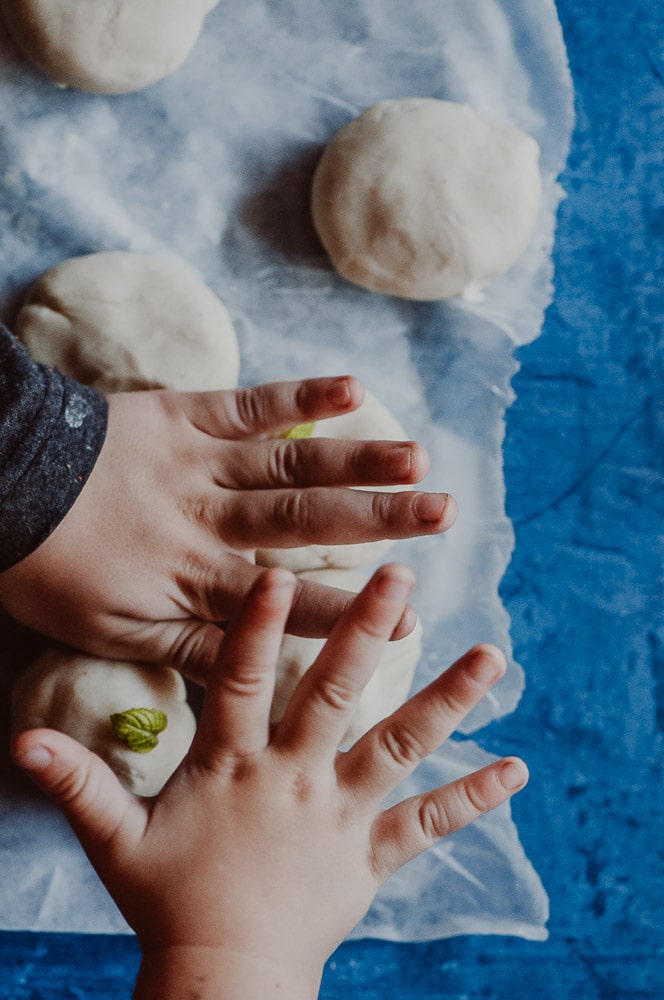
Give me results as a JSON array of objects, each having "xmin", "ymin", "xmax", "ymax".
[{"xmin": 0, "ymin": 0, "xmax": 573, "ymax": 939}]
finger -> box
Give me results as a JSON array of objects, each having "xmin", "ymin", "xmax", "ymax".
[
  {"xmin": 174, "ymin": 554, "xmax": 417, "ymax": 643},
  {"xmin": 148, "ymin": 620, "xmax": 226, "ymax": 685},
  {"xmin": 213, "ymin": 438, "xmax": 430, "ymax": 490},
  {"xmin": 273, "ymin": 564, "xmax": 415, "ymax": 762},
  {"xmin": 370, "ymin": 758, "xmax": 529, "ymax": 881},
  {"xmin": 211, "ymin": 488, "xmax": 457, "ymax": 549},
  {"xmin": 286, "ymin": 577, "xmax": 419, "ymax": 642},
  {"xmin": 181, "ymin": 376, "xmax": 365, "ymax": 440},
  {"xmin": 11, "ymin": 729, "xmax": 145, "ymax": 866},
  {"xmin": 338, "ymin": 644, "xmax": 506, "ymax": 800},
  {"xmin": 191, "ymin": 568, "xmax": 296, "ymax": 762}
]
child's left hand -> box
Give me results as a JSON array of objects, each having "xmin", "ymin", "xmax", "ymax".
[{"xmin": 0, "ymin": 377, "xmax": 454, "ymax": 681}]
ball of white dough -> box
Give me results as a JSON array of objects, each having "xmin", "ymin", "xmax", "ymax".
[
  {"xmin": 271, "ymin": 569, "xmax": 423, "ymax": 746},
  {"xmin": 311, "ymin": 98, "xmax": 542, "ymax": 301},
  {"xmin": 2, "ymin": 0, "xmax": 219, "ymax": 95},
  {"xmin": 17, "ymin": 251, "xmax": 240, "ymax": 392},
  {"xmin": 12, "ymin": 650, "xmax": 197, "ymax": 797},
  {"xmin": 255, "ymin": 389, "xmax": 412, "ymax": 572}
]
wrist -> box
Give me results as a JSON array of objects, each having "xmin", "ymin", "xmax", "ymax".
[{"xmin": 133, "ymin": 944, "xmax": 322, "ymax": 1000}]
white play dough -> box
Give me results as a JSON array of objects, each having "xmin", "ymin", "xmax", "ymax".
[
  {"xmin": 271, "ymin": 568, "xmax": 423, "ymax": 746},
  {"xmin": 256, "ymin": 389, "xmax": 412, "ymax": 572},
  {"xmin": 16, "ymin": 251, "xmax": 240, "ymax": 392},
  {"xmin": 311, "ymin": 98, "xmax": 542, "ymax": 301},
  {"xmin": 11, "ymin": 649, "xmax": 197, "ymax": 797},
  {"xmin": 1, "ymin": 0, "xmax": 219, "ymax": 95}
]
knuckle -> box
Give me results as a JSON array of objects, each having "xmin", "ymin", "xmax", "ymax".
[
  {"xmin": 232, "ymin": 387, "xmax": 265, "ymax": 435},
  {"xmin": 181, "ymin": 492, "xmax": 210, "ymax": 525},
  {"xmin": 417, "ymin": 795, "xmax": 453, "ymax": 842},
  {"xmin": 268, "ymin": 441, "xmax": 302, "ymax": 487},
  {"xmin": 312, "ymin": 673, "xmax": 357, "ymax": 713},
  {"xmin": 355, "ymin": 613, "xmax": 391, "ymax": 642},
  {"xmin": 294, "ymin": 379, "xmax": 315, "ymax": 418},
  {"xmin": 291, "ymin": 768, "xmax": 315, "ymax": 804},
  {"xmin": 168, "ymin": 627, "xmax": 218, "ymax": 681},
  {"xmin": 220, "ymin": 663, "xmax": 271, "ymax": 699},
  {"xmin": 434, "ymin": 681, "xmax": 473, "ymax": 719},
  {"xmin": 417, "ymin": 781, "xmax": 489, "ymax": 843},
  {"xmin": 377, "ymin": 723, "xmax": 426, "ymax": 769},
  {"xmin": 370, "ymin": 490, "xmax": 399, "ymax": 530},
  {"xmin": 51, "ymin": 760, "xmax": 102, "ymax": 820},
  {"xmin": 350, "ymin": 442, "xmax": 395, "ymax": 484},
  {"xmin": 458, "ymin": 778, "xmax": 490, "ymax": 816},
  {"xmin": 438, "ymin": 691, "xmax": 468, "ymax": 719},
  {"xmin": 177, "ymin": 556, "xmax": 219, "ymax": 616},
  {"xmin": 348, "ymin": 443, "xmax": 373, "ymax": 481},
  {"xmin": 49, "ymin": 767, "xmax": 87, "ymax": 807},
  {"xmin": 272, "ymin": 491, "xmax": 311, "ymax": 533}
]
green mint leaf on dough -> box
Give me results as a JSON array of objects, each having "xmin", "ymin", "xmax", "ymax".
[
  {"xmin": 110, "ymin": 707, "xmax": 168, "ymax": 754},
  {"xmin": 281, "ymin": 422, "xmax": 315, "ymax": 440}
]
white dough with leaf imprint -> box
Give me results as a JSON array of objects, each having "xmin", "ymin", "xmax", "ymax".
[{"xmin": 11, "ymin": 650, "xmax": 196, "ymax": 796}]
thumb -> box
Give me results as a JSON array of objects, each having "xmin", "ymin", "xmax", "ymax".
[{"xmin": 12, "ymin": 728, "xmax": 142, "ymax": 857}]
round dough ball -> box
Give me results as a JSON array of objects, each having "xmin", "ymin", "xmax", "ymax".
[
  {"xmin": 271, "ymin": 569, "xmax": 423, "ymax": 746},
  {"xmin": 17, "ymin": 251, "xmax": 240, "ymax": 392},
  {"xmin": 255, "ymin": 389, "xmax": 412, "ymax": 572},
  {"xmin": 12, "ymin": 650, "xmax": 197, "ymax": 796},
  {"xmin": 311, "ymin": 98, "xmax": 542, "ymax": 301},
  {"xmin": 2, "ymin": 0, "xmax": 218, "ymax": 95}
]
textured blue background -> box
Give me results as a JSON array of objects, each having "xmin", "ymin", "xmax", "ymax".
[{"xmin": 1, "ymin": 0, "xmax": 662, "ymax": 996}]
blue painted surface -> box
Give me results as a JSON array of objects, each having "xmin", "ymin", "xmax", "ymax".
[{"xmin": 0, "ymin": 0, "xmax": 662, "ymax": 996}]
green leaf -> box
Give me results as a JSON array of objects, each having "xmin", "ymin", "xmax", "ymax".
[
  {"xmin": 281, "ymin": 422, "xmax": 315, "ymax": 440},
  {"xmin": 110, "ymin": 707, "xmax": 168, "ymax": 754}
]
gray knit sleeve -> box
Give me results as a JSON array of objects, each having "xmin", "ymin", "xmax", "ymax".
[{"xmin": 0, "ymin": 323, "xmax": 108, "ymax": 571}]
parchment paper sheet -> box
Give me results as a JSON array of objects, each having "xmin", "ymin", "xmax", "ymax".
[{"xmin": 0, "ymin": 0, "xmax": 573, "ymax": 939}]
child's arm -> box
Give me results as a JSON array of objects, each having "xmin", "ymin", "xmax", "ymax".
[
  {"xmin": 0, "ymin": 321, "xmax": 108, "ymax": 570},
  {"xmin": 12, "ymin": 564, "xmax": 528, "ymax": 1000},
  {"xmin": 0, "ymin": 349, "xmax": 455, "ymax": 680}
]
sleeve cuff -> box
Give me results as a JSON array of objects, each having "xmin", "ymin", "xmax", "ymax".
[{"xmin": 0, "ymin": 326, "xmax": 108, "ymax": 571}]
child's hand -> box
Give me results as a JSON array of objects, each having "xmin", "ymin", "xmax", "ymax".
[
  {"xmin": 0, "ymin": 376, "xmax": 455, "ymax": 681},
  {"xmin": 12, "ymin": 564, "xmax": 527, "ymax": 1000}
]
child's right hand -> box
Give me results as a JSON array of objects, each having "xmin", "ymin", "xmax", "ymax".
[{"xmin": 12, "ymin": 564, "xmax": 528, "ymax": 1000}]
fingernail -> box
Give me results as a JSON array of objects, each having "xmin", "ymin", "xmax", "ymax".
[
  {"xmin": 499, "ymin": 759, "xmax": 528, "ymax": 791},
  {"xmin": 466, "ymin": 646, "xmax": 506, "ymax": 686},
  {"xmin": 327, "ymin": 377, "xmax": 353, "ymax": 409},
  {"xmin": 14, "ymin": 744, "xmax": 53, "ymax": 773},
  {"xmin": 413, "ymin": 492, "xmax": 449, "ymax": 524},
  {"xmin": 387, "ymin": 444, "xmax": 414, "ymax": 480}
]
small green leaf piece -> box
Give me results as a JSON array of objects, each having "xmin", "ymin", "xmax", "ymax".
[
  {"xmin": 281, "ymin": 422, "xmax": 315, "ymax": 440},
  {"xmin": 110, "ymin": 707, "xmax": 168, "ymax": 754}
]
